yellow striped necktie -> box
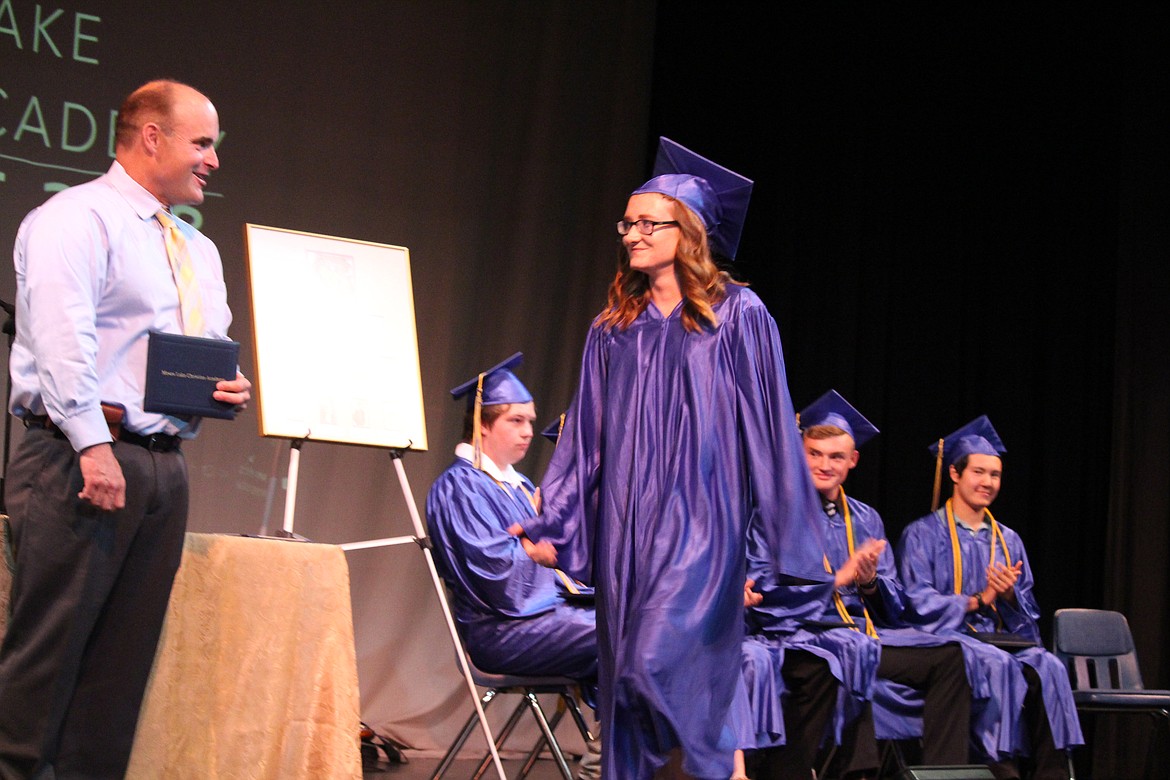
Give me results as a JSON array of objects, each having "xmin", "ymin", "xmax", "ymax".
[{"xmin": 155, "ymin": 210, "xmax": 205, "ymax": 336}]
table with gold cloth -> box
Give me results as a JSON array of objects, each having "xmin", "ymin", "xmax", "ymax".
[{"xmin": 0, "ymin": 528, "xmax": 362, "ymax": 779}]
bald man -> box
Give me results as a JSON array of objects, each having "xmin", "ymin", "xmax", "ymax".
[{"xmin": 0, "ymin": 80, "xmax": 251, "ymax": 779}]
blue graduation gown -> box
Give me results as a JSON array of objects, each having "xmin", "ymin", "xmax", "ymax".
[
  {"xmin": 745, "ymin": 510, "xmax": 879, "ymax": 748},
  {"xmin": 897, "ymin": 509, "xmax": 1084, "ymax": 752},
  {"xmin": 825, "ymin": 497, "xmax": 1027, "ymax": 760},
  {"xmin": 425, "ymin": 456, "xmax": 597, "ymax": 680},
  {"xmin": 737, "ymin": 635, "xmax": 789, "ymax": 750},
  {"xmin": 525, "ymin": 285, "xmax": 828, "ymax": 780}
]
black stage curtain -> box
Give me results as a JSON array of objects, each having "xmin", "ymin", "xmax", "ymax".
[{"xmin": 649, "ymin": 4, "xmax": 1169, "ymax": 776}]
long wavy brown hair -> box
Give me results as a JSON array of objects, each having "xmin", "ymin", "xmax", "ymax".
[{"xmin": 596, "ymin": 194, "xmax": 742, "ymax": 333}]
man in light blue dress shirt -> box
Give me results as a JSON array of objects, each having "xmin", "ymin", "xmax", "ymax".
[{"xmin": 0, "ymin": 80, "xmax": 251, "ymax": 780}]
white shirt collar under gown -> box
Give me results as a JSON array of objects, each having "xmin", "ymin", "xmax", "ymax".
[{"xmin": 454, "ymin": 442, "xmax": 525, "ymax": 487}]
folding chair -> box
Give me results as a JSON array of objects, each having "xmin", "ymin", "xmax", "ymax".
[
  {"xmin": 1052, "ymin": 608, "xmax": 1170, "ymax": 778},
  {"xmin": 430, "ymin": 650, "xmax": 595, "ymax": 780}
]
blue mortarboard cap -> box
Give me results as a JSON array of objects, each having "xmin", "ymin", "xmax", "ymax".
[
  {"xmin": 540, "ymin": 412, "xmax": 566, "ymax": 444},
  {"xmin": 798, "ymin": 390, "xmax": 879, "ymax": 448},
  {"xmin": 449, "ymin": 352, "xmax": 532, "ymax": 408},
  {"xmin": 928, "ymin": 415, "xmax": 1007, "ymax": 470},
  {"xmin": 631, "ymin": 137, "xmax": 754, "ymax": 260}
]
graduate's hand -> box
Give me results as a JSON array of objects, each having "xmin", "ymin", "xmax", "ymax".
[
  {"xmin": 834, "ymin": 554, "xmax": 860, "ymax": 588},
  {"xmin": 214, "ymin": 371, "xmax": 252, "ymax": 410},
  {"xmin": 508, "ymin": 523, "xmax": 558, "ymax": 567},
  {"xmin": 522, "ymin": 538, "xmax": 558, "ymax": 567},
  {"xmin": 834, "ymin": 538, "xmax": 885, "ymax": 588},
  {"xmin": 986, "ymin": 561, "xmax": 1023, "ymax": 605},
  {"xmin": 853, "ymin": 538, "xmax": 886, "ymax": 586},
  {"xmin": 79, "ymin": 442, "xmax": 126, "ymax": 511},
  {"xmin": 744, "ymin": 578, "xmax": 763, "ymax": 608}
]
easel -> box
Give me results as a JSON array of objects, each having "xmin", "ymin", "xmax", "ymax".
[
  {"xmin": 242, "ymin": 225, "xmax": 507, "ymax": 778},
  {"xmin": 277, "ymin": 433, "xmax": 508, "ymax": 780}
]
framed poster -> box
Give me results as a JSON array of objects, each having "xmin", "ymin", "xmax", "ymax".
[{"xmin": 243, "ymin": 224, "xmax": 427, "ymax": 450}]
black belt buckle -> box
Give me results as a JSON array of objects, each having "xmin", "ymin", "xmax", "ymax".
[{"xmin": 119, "ymin": 429, "xmax": 181, "ymax": 452}]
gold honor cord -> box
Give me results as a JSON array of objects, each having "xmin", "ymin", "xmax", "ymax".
[
  {"xmin": 822, "ymin": 489, "xmax": 878, "ymax": 639},
  {"xmin": 945, "ymin": 498, "xmax": 1011, "ymax": 631},
  {"xmin": 488, "ymin": 471, "xmax": 582, "ymax": 597},
  {"xmin": 516, "ymin": 483, "xmax": 538, "ymax": 513},
  {"xmin": 556, "ymin": 413, "xmax": 565, "ymax": 442}
]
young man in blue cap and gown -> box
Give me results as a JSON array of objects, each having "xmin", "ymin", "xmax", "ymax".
[
  {"xmin": 512, "ymin": 138, "xmax": 830, "ymax": 780},
  {"xmin": 736, "ymin": 535, "xmax": 868, "ymax": 780},
  {"xmin": 796, "ymin": 391, "xmax": 1032, "ymax": 773},
  {"xmin": 897, "ymin": 416, "xmax": 1084, "ymax": 780},
  {"xmin": 425, "ymin": 354, "xmax": 600, "ymax": 776}
]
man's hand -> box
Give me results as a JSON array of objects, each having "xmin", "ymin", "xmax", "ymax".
[
  {"xmin": 853, "ymin": 538, "xmax": 885, "ymax": 587},
  {"xmin": 744, "ymin": 578, "xmax": 763, "ymax": 608},
  {"xmin": 986, "ymin": 561, "xmax": 1023, "ymax": 606},
  {"xmin": 834, "ymin": 538, "xmax": 885, "ymax": 588},
  {"xmin": 967, "ymin": 562, "xmax": 1020, "ymax": 613},
  {"xmin": 78, "ymin": 442, "xmax": 126, "ymax": 511},
  {"xmin": 507, "ymin": 523, "xmax": 558, "ymax": 567},
  {"xmin": 214, "ymin": 372, "xmax": 252, "ymax": 409}
]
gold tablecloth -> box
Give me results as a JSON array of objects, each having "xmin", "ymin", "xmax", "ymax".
[{"xmin": 125, "ymin": 532, "xmax": 361, "ymax": 779}]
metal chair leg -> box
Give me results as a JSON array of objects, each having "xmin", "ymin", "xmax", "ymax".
[
  {"xmin": 431, "ymin": 689, "xmax": 500, "ymax": 780},
  {"xmin": 523, "ymin": 691, "xmax": 574, "ymax": 779},
  {"xmin": 517, "ymin": 697, "xmax": 568, "ymax": 779},
  {"xmin": 472, "ymin": 698, "xmax": 531, "ymax": 780},
  {"xmin": 559, "ymin": 691, "xmax": 596, "ymax": 743}
]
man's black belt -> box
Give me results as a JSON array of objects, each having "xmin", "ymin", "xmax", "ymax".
[{"xmin": 23, "ymin": 414, "xmax": 182, "ymax": 453}]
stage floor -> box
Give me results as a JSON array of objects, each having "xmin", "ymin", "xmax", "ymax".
[{"xmin": 364, "ymin": 753, "xmax": 583, "ymax": 779}]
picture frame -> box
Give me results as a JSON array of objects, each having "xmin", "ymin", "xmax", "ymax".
[{"xmin": 243, "ymin": 224, "xmax": 428, "ymax": 451}]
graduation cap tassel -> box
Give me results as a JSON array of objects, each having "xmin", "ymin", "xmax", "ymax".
[
  {"xmin": 931, "ymin": 438, "xmax": 944, "ymax": 512},
  {"xmin": 472, "ymin": 373, "xmax": 485, "ymax": 470}
]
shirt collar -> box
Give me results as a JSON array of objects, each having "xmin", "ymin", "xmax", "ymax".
[
  {"xmin": 454, "ymin": 441, "xmax": 524, "ymax": 486},
  {"xmin": 106, "ymin": 160, "xmax": 167, "ymax": 221},
  {"xmin": 954, "ymin": 512, "xmax": 992, "ymax": 533}
]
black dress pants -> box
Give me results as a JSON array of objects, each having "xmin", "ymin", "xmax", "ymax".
[
  {"xmin": 834, "ymin": 643, "xmax": 972, "ymax": 775},
  {"xmin": 1020, "ymin": 664, "xmax": 1067, "ymax": 780},
  {"xmin": 752, "ymin": 649, "xmax": 839, "ymax": 780},
  {"xmin": 0, "ymin": 428, "xmax": 188, "ymax": 780}
]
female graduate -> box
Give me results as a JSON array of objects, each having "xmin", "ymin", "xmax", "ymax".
[{"xmin": 514, "ymin": 138, "xmax": 829, "ymax": 780}]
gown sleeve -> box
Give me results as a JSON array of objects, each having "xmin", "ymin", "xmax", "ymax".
[
  {"xmin": 733, "ymin": 299, "xmax": 829, "ymax": 584},
  {"xmin": 427, "ymin": 467, "xmax": 557, "ymax": 618},
  {"xmin": 857, "ymin": 508, "xmax": 909, "ymax": 627},
  {"xmin": 896, "ymin": 515, "xmax": 970, "ymax": 633},
  {"xmin": 994, "ymin": 529, "xmax": 1042, "ymax": 641},
  {"xmin": 524, "ymin": 321, "xmax": 608, "ymax": 583},
  {"xmin": 745, "ymin": 510, "xmax": 836, "ymax": 635}
]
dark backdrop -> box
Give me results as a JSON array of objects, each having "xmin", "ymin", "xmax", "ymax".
[
  {"xmin": 651, "ymin": 1, "xmax": 1121, "ymax": 646},
  {"xmin": 644, "ymin": 4, "xmax": 1168, "ymax": 775}
]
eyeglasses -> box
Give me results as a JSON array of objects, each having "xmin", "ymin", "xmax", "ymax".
[{"xmin": 616, "ymin": 219, "xmax": 679, "ymax": 236}]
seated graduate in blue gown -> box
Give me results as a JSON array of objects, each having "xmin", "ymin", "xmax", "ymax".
[
  {"xmin": 741, "ymin": 471, "xmax": 881, "ymax": 780},
  {"xmin": 796, "ymin": 390, "xmax": 994, "ymax": 774},
  {"xmin": 513, "ymin": 138, "xmax": 830, "ymax": 780},
  {"xmin": 897, "ymin": 416, "xmax": 1084, "ymax": 780},
  {"xmin": 425, "ymin": 354, "xmax": 598, "ymax": 684},
  {"xmin": 734, "ymin": 591, "xmax": 841, "ymax": 780}
]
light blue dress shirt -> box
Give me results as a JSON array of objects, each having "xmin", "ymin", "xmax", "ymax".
[{"xmin": 9, "ymin": 161, "xmax": 233, "ymax": 450}]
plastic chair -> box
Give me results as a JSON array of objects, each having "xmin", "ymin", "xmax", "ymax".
[
  {"xmin": 1052, "ymin": 608, "xmax": 1170, "ymax": 777},
  {"xmin": 430, "ymin": 650, "xmax": 595, "ymax": 780}
]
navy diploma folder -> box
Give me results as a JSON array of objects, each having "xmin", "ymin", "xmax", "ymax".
[{"xmin": 144, "ymin": 331, "xmax": 240, "ymax": 420}]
